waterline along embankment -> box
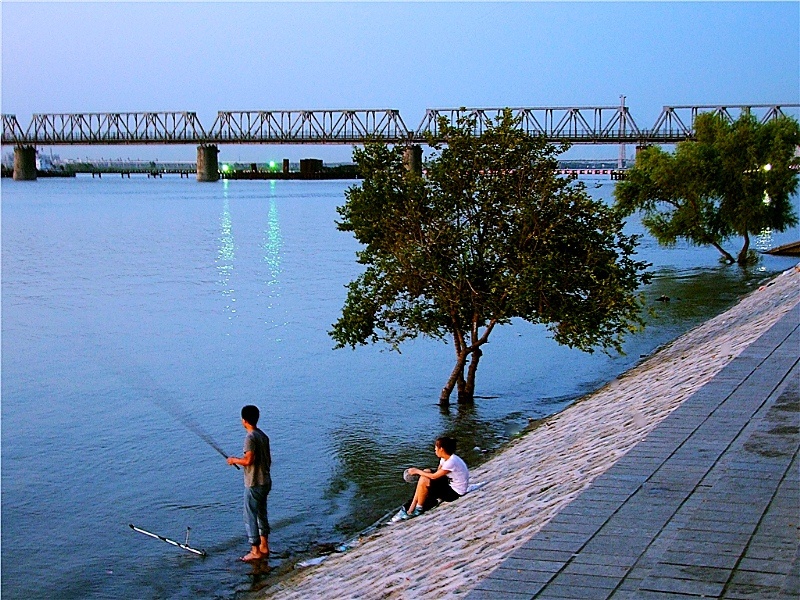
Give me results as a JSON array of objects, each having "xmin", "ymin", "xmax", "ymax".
[{"xmin": 257, "ymin": 264, "xmax": 800, "ymax": 600}]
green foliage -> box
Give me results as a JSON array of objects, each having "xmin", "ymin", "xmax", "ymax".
[
  {"xmin": 331, "ymin": 110, "xmax": 650, "ymax": 404},
  {"xmin": 615, "ymin": 113, "xmax": 800, "ymax": 264}
]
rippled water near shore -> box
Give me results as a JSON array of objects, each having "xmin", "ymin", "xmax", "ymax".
[{"xmin": 2, "ymin": 176, "xmax": 797, "ymax": 599}]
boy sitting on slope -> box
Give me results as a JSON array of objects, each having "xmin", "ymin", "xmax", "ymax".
[{"xmin": 393, "ymin": 436, "xmax": 469, "ymax": 521}]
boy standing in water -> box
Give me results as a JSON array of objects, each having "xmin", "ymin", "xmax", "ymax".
[
  {"xmin": 227, "ymin": 405, "xmax": 272, "ymax": 561},
  {"xmin": 394, "ymin": 436, "xmax": 469, "ymax": 521}
]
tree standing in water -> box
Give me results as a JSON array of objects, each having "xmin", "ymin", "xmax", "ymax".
[
  {"xmin": 330, "ymin": 110, "xmax": 650, "ymax": 406},
  {"xmin": 615, "ymin": 112, "xmax": 799, "ymax": 266}
]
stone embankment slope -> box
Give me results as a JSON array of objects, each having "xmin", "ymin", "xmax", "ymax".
[{"xmin": 260, "ymin": 265, "xmax": 800, "ymax": 600}]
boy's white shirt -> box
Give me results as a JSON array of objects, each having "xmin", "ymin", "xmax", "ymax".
[{"xmin": 439, "ymin": 454, "xmax": 470, "ymax": 495}]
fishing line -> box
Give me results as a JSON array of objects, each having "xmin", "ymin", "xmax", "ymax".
[
  {"xmin": 88, "ymin": 331, "xmax": 241, "ymax": 470},
  {"xmin": 123, "ymin": 361, "xmax": 240, "ymax": 470},
  {"xmin": 147, "ymin": 386, "xmax": 239, "ymax": 468}
]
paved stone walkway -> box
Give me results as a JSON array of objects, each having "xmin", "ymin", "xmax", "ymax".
[{"xmin": 467, "ymin": 304, "xmax": 799, "ymax": 600}]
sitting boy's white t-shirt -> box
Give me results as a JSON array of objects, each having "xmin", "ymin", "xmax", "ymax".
[{"xmin": 439, "ymin": 454, "xmax": 469, "ymax": 495}]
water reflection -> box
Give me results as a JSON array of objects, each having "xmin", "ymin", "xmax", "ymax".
[
  {"xmin": 217, "ymin": 182, "xmax": 236, "ymax": 320},
  {"xmin": 325, "ymin": 425, "xmax": 415, "ymax": 533},
  {"xmin": 641, "ymin": 265, "xmax": 771, "ymax": 326},
  {"xmin": 756, "ymin": 227, "xmax": 774, "ymax": 252},
  {"xmin": 242, "ymin": 561, "xmax": 272, "ymax": 594},
  {"xmin": 325, "ymin": 407, "xmax": 535, "ymax": 536}
]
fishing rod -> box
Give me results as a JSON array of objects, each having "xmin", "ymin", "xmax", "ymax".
[{"xmin": 129, "ymin": 524, "xmax": 207, "ymax": 556}]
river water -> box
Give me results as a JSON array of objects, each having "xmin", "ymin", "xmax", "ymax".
[{"xmin": 2, "ymin": 176, "xmax": 797, "ymax": 599}]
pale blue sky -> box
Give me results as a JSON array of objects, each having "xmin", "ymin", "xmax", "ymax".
[{"xmin": 2, "ymin": 1, "xmax": 799, "ymax": 161}]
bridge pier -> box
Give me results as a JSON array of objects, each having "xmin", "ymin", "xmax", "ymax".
[
  {"xmin": 13, "ymin": 146, "xmax": 37, "ymax": 181},
  {"xmin": 196, "ymin": 144, "xmax": 220, "ymax": 182},
  {"xmin": 403, "ymin": 144, "xmax": 423, "ymax": 176}
]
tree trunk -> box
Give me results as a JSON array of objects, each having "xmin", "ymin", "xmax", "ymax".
[
  {"xmin": 458, "ymin": 347, "xmax": 482, "ymax": 404},
  {"xmin": 456, "ymin": 370, "xmax": 467, "ymax": 397},
  {"xmin": 711, "ymin": 241, "xmax": 736, "ymax": 264},
  {"xmin": 737, "ymin": 232, "xmax": 751, "ymax": 265},
  {"xmin": 440, "ymin": 353, "xmax": 468, "ymax": 407}
]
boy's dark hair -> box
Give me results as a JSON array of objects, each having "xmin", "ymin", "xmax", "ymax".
[
  {"xmin": 436, "ymin": 436, "xmax": 457, "ymax": 455},
  {"xmin": 241, "ymin": 405, "xmax": 260, "ymax": 426}
]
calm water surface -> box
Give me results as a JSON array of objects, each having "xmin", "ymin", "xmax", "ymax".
[{"xmin": 2, "ymin": 176, "xmax": 797, "ymax": 599}]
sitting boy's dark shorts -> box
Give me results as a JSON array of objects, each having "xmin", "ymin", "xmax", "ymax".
[
  {"xmin": 429, "ymin": 476, "xmax": 461, "ymax": 502},
  {"xmin": 405, "ymin": 476, "xmax": 462, "ymax": 512}
]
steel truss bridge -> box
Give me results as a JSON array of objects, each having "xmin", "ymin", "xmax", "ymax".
[{"xmin": 2, "ymin": 104, "xmax": 798, "ymax": 147}]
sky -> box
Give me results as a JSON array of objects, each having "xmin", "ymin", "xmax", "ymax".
[{"xmin": 2, "ymin": 1, "xmax": 799, "ymax": 162}]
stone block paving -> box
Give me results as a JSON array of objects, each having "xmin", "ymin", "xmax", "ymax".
[{"xmin": 467, "ymin": 304, "xmax": 799, "ymax": 600}]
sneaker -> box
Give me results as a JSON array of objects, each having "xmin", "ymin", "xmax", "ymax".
[
  {"xmin": 410, "ymin": 506, "xmax": 423, "ymax": 518},
  {"xmin": 390, "ymin": 508, "xmax": 410, "ymax": 523}
]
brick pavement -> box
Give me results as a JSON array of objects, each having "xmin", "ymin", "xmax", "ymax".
[{"xmin": 467, "ymin": 304, "xmax": 799, "ymax": 600}]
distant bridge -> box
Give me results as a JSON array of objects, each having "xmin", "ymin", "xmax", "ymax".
[
  {"xmin": 4, "ymin": 102, "xmax": 797, "ymax": 181},
  {"xmin": 3, "ymin": 103, "xmax": 798, "ymax": 147}
]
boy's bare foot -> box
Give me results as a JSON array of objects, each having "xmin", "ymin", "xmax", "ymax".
[
  {"xmin": 259, "ymin": 545, "xmax": 270, "ymax": 556},
  {"xmin": 241, "ymin": 551, "xmax": 264, "ymax": 562}
]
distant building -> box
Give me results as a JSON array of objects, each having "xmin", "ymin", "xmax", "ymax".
[
  {"xmin": 36, "ymin": 152, "xmax": 62, "ymax": 170},
  {"xmin": 300, "ymin": 158, "xmax": 324, "ymax": 177}
]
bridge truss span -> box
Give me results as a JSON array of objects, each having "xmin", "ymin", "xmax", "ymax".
[
  {"xmin": 414, "ymin": 105, "xmax": 642, "ymax": 144},
  {"xmin": 414, "ymin": 104, "xmax": 800, "ymax": 144},
  {"xmin": 649, "ymin": 104, "xmax": 800, "ymax": 139},
  {"xmin": 20, "ymin": 112, "xmax": 208, "ymax": 145},
  {"xmin": 2, "ymin": 114, "xmax": 26, "ymax": 145},
  {"xmin": 2, "ymin": 104, "xmax": 797, "ymax": 147},
  {"xmin": 209, "ymin": 109, "xmax": 411, "ymax": 144}
]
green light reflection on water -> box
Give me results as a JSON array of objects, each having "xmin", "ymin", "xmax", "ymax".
[
  {"xmin": 260, "ymin": 182, "xmax": 284, "ymax": 341},
  {"xmin": 263, "ymin": 195, "xmax": 283, "ymax": 287},
  {"xmin": 217, "ymin": 184, "xmax": 236, "ymax": 319}
]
